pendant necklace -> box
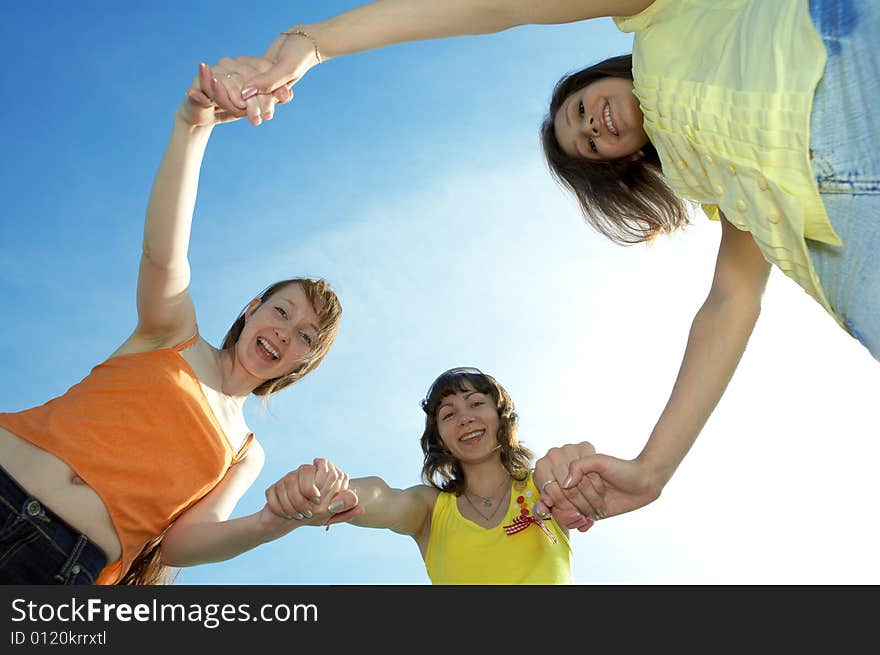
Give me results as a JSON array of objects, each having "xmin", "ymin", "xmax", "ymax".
[{"xmin": 463, "ymin": 476, "xmax": 510, "ymax": 522}]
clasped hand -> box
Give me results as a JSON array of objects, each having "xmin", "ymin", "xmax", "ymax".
[
  {"xmin": 261, "ymin": 458, "xmax": 363, "ymax": 536},
  {"xmin": 179, "ymin": 56, "xmax": 294, "ymax": 128}
]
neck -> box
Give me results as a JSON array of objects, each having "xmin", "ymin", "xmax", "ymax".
[
  {"xmin": 217, "ymin": 346, "xmax": 262, "ymax": 400},
  {"xmin": 461, "ymin": 457, "xmax": 509, "ymax": 499}
]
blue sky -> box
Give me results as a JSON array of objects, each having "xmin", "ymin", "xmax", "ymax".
[{"xmin": 2, "ymin": 2, "xmax": 878, "ymax": 585}]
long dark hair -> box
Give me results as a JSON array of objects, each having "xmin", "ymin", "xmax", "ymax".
[
  {"xmin": 419, "ymin": 367, "xmax": 533, "ymax": 495},
  {"xmin": 117, "ymin": 277, "xmax": 342, "ymax": 585},
  {"xmin": 540, "ymin": 54, "xmax": 689, "ymax": 244}
]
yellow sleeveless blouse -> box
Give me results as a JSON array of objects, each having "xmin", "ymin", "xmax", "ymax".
[{"xmin": 424, "ymin": 471, "xmax": 572, "ymax": 584}]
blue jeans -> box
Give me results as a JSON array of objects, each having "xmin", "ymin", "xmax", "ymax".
[
  {"xmin": 807, "ymin": 0, "xmax": 880, "ymax": 361},
  {"xmin": 0, "ymin": 465, "xmax": 107, "ymax": 585}
]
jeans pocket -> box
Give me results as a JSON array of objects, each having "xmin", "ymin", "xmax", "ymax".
[{"xmin": 0, "ymin": 518, "xmax": 41, "ymax": 569}]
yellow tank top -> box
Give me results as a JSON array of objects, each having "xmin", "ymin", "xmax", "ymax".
[
  {"xmin": 616, "ymin": 0, "xmax": 842, "ymax": 324},
  {"xmin": 424, "ymin": 471, "xmax": 572, "ymax": 584}
]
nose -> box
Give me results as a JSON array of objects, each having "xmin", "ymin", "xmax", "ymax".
[
  {"xmin": 460, "ymin": 414, "xmax": 473, "ymax": 425},
  {"xmin": 587, "ymin": 113, "xmax": 599, "ymax": 136},
  {"xmin": 274, "ymin": 327, "xmax": 290, "ymax": 344}
]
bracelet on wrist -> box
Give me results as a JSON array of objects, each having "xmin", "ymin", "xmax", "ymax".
[{"xmin": 281, "ymin": 27, "xmax": 323, "ymax": 64}]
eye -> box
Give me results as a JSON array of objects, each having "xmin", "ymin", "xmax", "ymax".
[
  {"xmin": 275, "ymin": 306, "xmax": 288, "ymax": 319},
  {"xmin": 578, "ymin": 100, "xmax": 585, "ymax": 118},
  {"xmin": 440, "ymin": 411, "xmax": 454, "ymax": 422},
  {"xmin": 299, "ymin": 330, "xmax": 314, "ymax": 346},
  {"xmin": 471, "ymin": 400, "xmax": 484, "ymax": 408},
  {"xmin": 587, "ymin": 137, "xmax": 598, "ymax": 153}
]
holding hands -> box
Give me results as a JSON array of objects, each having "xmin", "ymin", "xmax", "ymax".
[
  {"xmin": 534, "ymin": 442, "xmax": 604, "ymax": 532},
  {"xmin": 260, "ymin": 458, "xmax": 364, "ymax": 538},
  {"xmin": 179, "ymin": 56, "xmax": 294, "ymax": 128},
  {"xmin": 535, "ymin": 444, "xmax": 667, "ymax": 527}
]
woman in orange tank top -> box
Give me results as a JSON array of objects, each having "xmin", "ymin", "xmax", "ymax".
[{"xmin": 0, "ymin": 56, "xmax": 362, "ymax": 585}]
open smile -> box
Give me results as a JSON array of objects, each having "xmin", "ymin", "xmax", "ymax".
[
  {"xmin": 460, "ymin": 429, "xmax": 485, "ymax": 444},
  {"xmin": 256, "ymin": 336, "xmax": 281, "ymax": 361},
  {"xmin": 603, "ymin": 101, "xmax": 618, "ymax": 136}
]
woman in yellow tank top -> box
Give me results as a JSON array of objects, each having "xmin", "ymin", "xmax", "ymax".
[{"xmin": 264, "ymin": 367, "xmax": 601, "ymax": 584}]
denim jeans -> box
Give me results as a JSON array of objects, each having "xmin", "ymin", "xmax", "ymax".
[
  {"xmin": 807, "ymin": 0, "xmax": 880, "ymax": 360},
  {"xmin": 0, "ymin": 465, "xmax": 107, "ymax": 584}
]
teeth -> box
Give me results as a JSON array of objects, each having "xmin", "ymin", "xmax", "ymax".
[
  {"xmin": 461, "ymin": 430, "xmax": 484, "ymax": 442},
  {"xmin": 258, "ymin": 337, "xmax": 280, "ymax": 360},
  {"xmin": 603, "ymin": 103, "xmax": 616, "ymax": 135}
]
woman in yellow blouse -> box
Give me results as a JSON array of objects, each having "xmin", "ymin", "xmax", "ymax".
[
  {"xmin": 265, "ymin": 367, "xmax": 599, "ymax": 584},
  {"xmin": 216, "ymin": 0, "xmax": 878, "ymax": 526}
]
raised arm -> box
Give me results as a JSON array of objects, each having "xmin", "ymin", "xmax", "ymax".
[
  {"xmin": 563, "ymin": 215, "xmax": 772, "ymax": 518},
  {"xmin": 118, "ymin": 58, "xmax": 290, "ymax": 354},
  {"xmin": 236, "ymin": 0, "xmax": 655, "ymax": 102}
]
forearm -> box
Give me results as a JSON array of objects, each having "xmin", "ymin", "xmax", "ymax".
[
  {"xmin": 160, "ymin": 509, "xmax": 297, "ymax": 568},
  {"xmin": 638, "ymin": 294, "xmax": 761, "ymax": 484},
  {"xmin": 347, "ymin": 476, "xmax": 429, "ymax": 536},
  {"xmin": 141, "ymin": 114, "xmax": 214, "ymax": 271},
  {"xmin": 302, "ymin": 0, "xmax": 634, "ymax": 60}
]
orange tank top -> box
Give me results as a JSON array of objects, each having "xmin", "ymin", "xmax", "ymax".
[{"xmin": 0, "ymin": 333, "xmax": 253, "ymax": 584}]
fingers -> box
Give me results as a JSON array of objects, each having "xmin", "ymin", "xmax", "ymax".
[
  {"xmin": 200, "ymin": 56, "xmax": 290, "ymax": 126},
  {"xmin": 240, "ymin": 68, "xmax": 288, "ymax": 102},
  {"xmin": 313, "ymin": 457, "xmax": 348, "ymax": 497},
  {"xmin": 551, "ymin": 508, "xmax": 595, "ymax": 532},
  {"xmin": 273, "ymin": 86, "xmax": 294, "ymax": 105},
  {"xmin": 265, "ymin": 480, "xmax": 305, "ymax": 520},
  {"xmin": 563, "ymin": 454, "xmax": 605, "ymax": 490},
  {"xmin": 265, "ymin": 466, "xmax": 320, "ymax": 520},
  {"xmin": 322, "ymin": 489, "xmax": 361, "ymax": 529}
]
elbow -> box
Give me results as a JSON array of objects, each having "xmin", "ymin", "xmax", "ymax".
[{"xmin": 703, "ymin": 287, "xmax": 763, "ymax": 327}]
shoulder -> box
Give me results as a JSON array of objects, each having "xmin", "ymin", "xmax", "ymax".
[{"xmin": 410, "ymin": 483, "xmax": 441, "ymax": 507}]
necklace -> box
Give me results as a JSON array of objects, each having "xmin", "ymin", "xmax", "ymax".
[
  {"xmin": 462, "ymin": 476, "xmax": 510, "ymax": 522},
  {"xmin": 467, "ymin": 476, "xmax": 510, "ymax": 507}
]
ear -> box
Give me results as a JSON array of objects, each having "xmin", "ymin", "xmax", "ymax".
[{"xmin": 243, "ymin": 298, "xmax": 261, "ymax": 321}]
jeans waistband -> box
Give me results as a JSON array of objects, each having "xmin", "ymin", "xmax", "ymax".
[{"xmin": 0, "ymin": 463, "xmax": 108, "ymax": 580}]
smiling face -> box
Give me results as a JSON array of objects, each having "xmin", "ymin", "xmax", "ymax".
[
  {"xmin": 553, "ymin": 76, "xmax": 649, "ymax": 161},
  {"xmin": 435, "ymin": 383, "xmax": 502, "ymax": 464},
  {"xmin": 236, "ymin": 282, "xmax": 320, "ymax": 381}
]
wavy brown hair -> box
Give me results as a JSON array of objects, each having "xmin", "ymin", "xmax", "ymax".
[
  {"xmin": 117, "ymin": 277, "xmax": 342, "ymax": 585},
  {"xmin": 420, "ymin": 368, "xmax": 533, "ymax": 495},
  {"xmin": 540, "ymin": 54, "xmax": 689, "ymax": 244}
]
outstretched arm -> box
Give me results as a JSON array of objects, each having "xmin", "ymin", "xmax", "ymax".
[
  {"xmin": 563, "ymin": 215, "xmax": 772, "ymax": 518},
  {"xmin": 346, "ymin": 477, "xmax": 437, "ymax": 540},
  {"xmin": 234, "ymin": 0, "xmax": 655, "ymax": 103},
  {"xmin": 115, "ymin": 58, "xmax": 290, "ymax": 356},
  {"xmin": 160, "ymin": 456, "xmax": 362, "ymax": 567}
]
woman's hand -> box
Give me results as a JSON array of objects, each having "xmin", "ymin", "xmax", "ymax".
[
  {"xmin": 237, "ymin": 30, "xmax": 323, "ymax": 104},
  {"xmin": 178, "ymin": 57, "xmax": 294, "ymax": 128},
  {"xmin": 261, "ymin": 458, "xmax": 364, "ymax": 538},
  {"xmin": 559, "ymin": 454, "xmax": 666, "ymax": 520},
  {"xmin": 534, "ymin": 441, "xmax": 604, "ymax": 531}
]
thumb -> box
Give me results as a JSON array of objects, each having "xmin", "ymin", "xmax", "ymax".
[
  {"xmin": 562, "ymin": 453, "xmax": 608, "ymax": 489},
  {"xmin": 325, "ymin": 489, "xmax": 359, "ymax": 515},
  {"xmin": 241, "ymin": 68, "xmax": 293, "ymax": 101},
  {"xmin": 323, "ymin": 489, "xmax": 362, "ymax": 529}
]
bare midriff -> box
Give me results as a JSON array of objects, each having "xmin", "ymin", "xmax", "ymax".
[{"xmin": 0, "ymin": 427, "xmax": 122, "ymax": 562}]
